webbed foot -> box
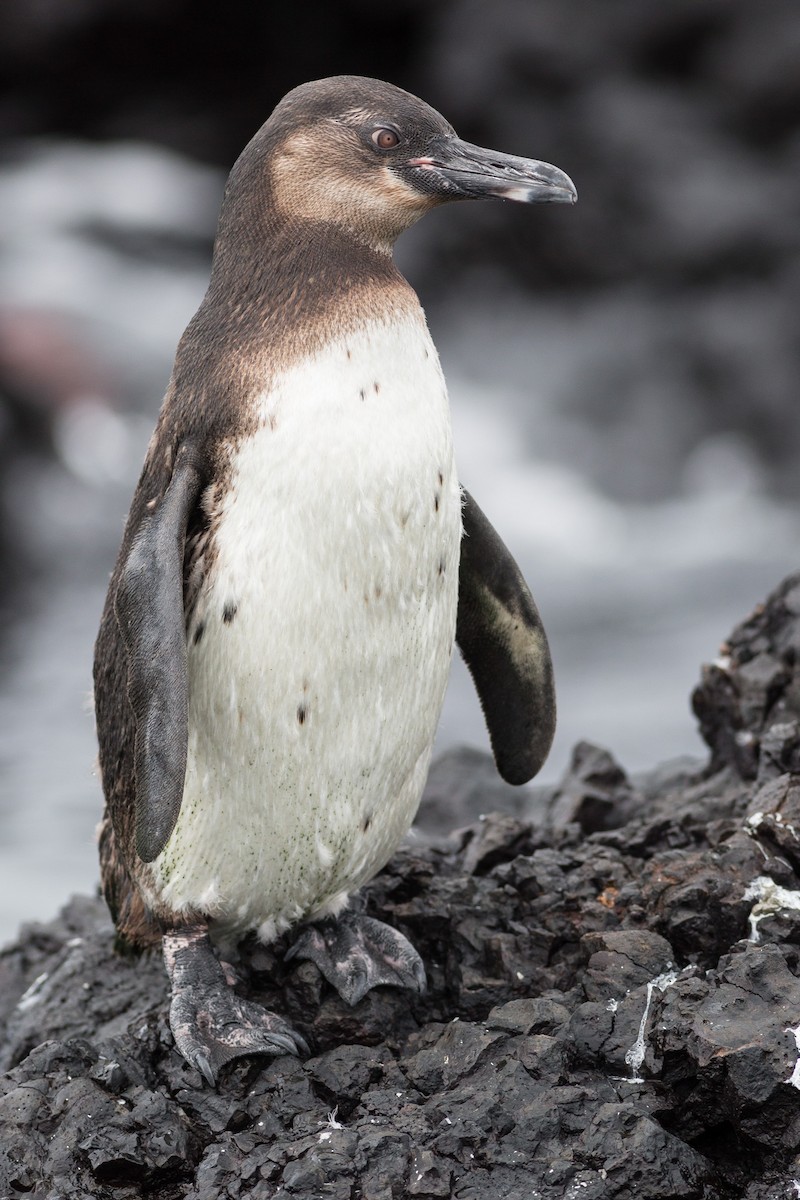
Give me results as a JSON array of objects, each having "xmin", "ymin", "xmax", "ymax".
[
  {"xmin": 285, "ymin": 910, "xmax": 426, "ymax": 1006},
  {"xmin": 163, "ymin": 924, "xmax": 308, "ymax": 1087}
]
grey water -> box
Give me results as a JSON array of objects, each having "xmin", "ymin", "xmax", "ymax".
[{"xmin": 1, "ymin": 142, "xmax": 797, "ymax": 946}]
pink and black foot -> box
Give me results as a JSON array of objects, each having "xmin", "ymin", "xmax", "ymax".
[
  {"xmin": 285, "ymin": 910, "xmax": 426, "ymax": 1005},
  {"xmin": 163, "ymin": 924, "xmax": 308, "ymax": 1087}
]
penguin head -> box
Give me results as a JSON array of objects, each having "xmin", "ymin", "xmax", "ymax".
[{"xmin": 236, "ymin": 76, "xmax": 576, "ymax": 252}]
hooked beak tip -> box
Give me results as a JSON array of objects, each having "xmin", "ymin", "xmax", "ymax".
[{"xmin": 495, "ymin": 179, "xmax": 577, "ymax": 206}]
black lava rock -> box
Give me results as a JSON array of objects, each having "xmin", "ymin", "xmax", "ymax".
[{"xmin": 5, "ymin": 573, "xmax": 800, "ymax": 1197}]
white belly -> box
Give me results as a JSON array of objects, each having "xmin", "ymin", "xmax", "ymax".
[{"xmin": 151, "ymin": 311, "xmax": 461, "ymax": 941}]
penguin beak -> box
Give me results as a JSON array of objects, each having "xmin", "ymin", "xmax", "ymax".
[{"xmin": 407, "ymin": 137, "xmax": 577, "ymax": 205}]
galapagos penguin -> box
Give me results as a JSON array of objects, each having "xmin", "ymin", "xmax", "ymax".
[{"xmin": 94, "ymin": 75, "xmax": 575, "ymax": 1086}]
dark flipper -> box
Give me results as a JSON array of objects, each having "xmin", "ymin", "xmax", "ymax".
[
  {"xmin": 457, "ymin": 489, "xmax": 556, "ymax": 784},
  {"xmin": 114, "ymin": 446, "xmax": 203, "ymax": 863},
  {"xmin": 163, "ymin": 925, "xmax": 308, "ymax": 1087},
  {"xmin": 286, "ymin": 911, "xmax": 427, "ymax": 1006}
]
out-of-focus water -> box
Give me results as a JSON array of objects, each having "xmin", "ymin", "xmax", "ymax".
[{"xmin": 1, "ymin": 142, "xmax": 797, "ymax": 946}]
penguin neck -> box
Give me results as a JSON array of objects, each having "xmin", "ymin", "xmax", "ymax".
[
  {"xmin": 213, "ymin": 213, "xmax": 396, "ymax": 296},
  {"xmin": 201, "ymin": 208, "xmax": 416, "ymax": 355},
  {"xmin": 171, "ymin": 210, "xmax": 421, "ymax": 431}
]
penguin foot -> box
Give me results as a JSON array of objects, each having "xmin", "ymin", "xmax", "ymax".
[
  {"xmin": 163, "ymin": 924, "xmax": 308, "ymax": 1087},
  {"xmin": 285, "ymin": 911, "xmax": 427, "ymax": 1006}
]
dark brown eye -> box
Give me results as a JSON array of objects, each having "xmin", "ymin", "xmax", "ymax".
[{"xmin": 371, "ymin": 127, "xmax": 400, "ymax": 150}]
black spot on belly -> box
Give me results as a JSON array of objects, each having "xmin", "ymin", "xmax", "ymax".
[
  {"xmin": 438, "ymin": 470, "xmax": 444, "ymax": 486},
  {"xmin": 434, "ymin": 493, "xmax": 440, "ymax": 513},
  {"xmin": 373, "ymin": 381, "xmax": 380, "ymax": 395},
  {"xmin": 223, "ymin": 602, "xmax": 238, "ymax": 624},
  {"xmin": 363, "ymin": 815, "xmax": 372, "ymax": 832},
  {"xmin": 193, "ymin": 621, "xmax": 205, "ymax": 645},
  {"xmin": 297, "ymin": 704, "xmax": 307, "ymax": 725},
  {"xmin": 438, "ymin": 558, "xmax": 445, "ymax": 576},
  {"xmin": 359, "ymin": 388, "xmax": 366, "ymax": 401}
]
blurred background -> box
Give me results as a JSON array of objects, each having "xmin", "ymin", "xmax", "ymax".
[{"xmin": 1, "ymin": 0, "xmax": 799, "ymax": 944}]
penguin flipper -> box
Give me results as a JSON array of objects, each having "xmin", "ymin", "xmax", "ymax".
[
  {"xmin": 456, "ymin": 488, "xmax": 556, "ymax": 784},
  {"xmin": 114, "ymin": 446, "xmax": 204, "ymax": 863}
]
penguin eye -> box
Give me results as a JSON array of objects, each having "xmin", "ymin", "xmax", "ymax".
[{"xmin": 371, "ymin": 127, "xmax": 401, "ymax": 150}]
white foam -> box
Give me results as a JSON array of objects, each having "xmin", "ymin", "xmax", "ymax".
[
  {"xmin": 743, "ymin": 876, "xmax": 800, "ymax": 943},
  {"xmin": 15, "ymin": 971, "xmax": 49, "ymax": 1012},
  {"xmin": 624, "ymin": 969, "xmax": 680, "ymax": 1082},
  {"xmin": 785, "ymin": 1025, "xmax": 800, "ymax": 1091}
]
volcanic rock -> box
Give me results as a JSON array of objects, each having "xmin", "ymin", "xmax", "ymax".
[{"xmin": 4, "ymin": 574, "xmax": 800, "ymax": 1197}]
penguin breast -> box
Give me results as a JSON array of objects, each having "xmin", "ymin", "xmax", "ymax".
[{"xmin": 150, "ymin": 310, "xmax": 463, "ymax": 939}]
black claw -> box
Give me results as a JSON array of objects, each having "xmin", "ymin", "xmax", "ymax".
[
  {"xmin": 268, "ymin": 1031, "xmax": 305, "ymax": 1057},
  {"xmin": 293, "ymin": 1031, "xmax": 311, "ymax": 1057},
  {"xmin": 192, "ymin": 1051, "xmax": 217, "ymax": 1088},
  {"xmin": 344, "ymin": 974, "xmax": 370, "ymax": 1008}
]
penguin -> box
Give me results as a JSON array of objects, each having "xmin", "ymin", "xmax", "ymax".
[{"xmin": 93, "ymin": 75, "xmax": 575, "ymax": 1086}]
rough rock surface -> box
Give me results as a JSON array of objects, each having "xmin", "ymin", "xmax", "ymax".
[{"xmin": 4, "ymin": 575, "xmax": 800, "ymax": 1198}]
